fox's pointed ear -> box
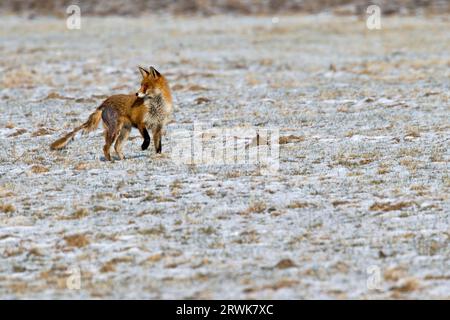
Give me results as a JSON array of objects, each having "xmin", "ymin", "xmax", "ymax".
[
  {"xmin": 149, "ymin": 66, "xmax": 161, "ymax": 78},
  {"xmin": 138, "ymin": 66, "xmax": 149, "ymax": 78}
]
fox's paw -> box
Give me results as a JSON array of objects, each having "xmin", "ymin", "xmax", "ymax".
[{"xmin": 141, "ymin": 139, "xmax": 150, "ymax": 150}]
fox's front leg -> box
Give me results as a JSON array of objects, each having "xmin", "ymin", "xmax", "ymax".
[
  {"xmin": 138, "ymin": 126, "xmax": 151, "ymax": 150},
  {"xmin": 152, "ymin": 125, "xmax": 162, "ymax": 154}
]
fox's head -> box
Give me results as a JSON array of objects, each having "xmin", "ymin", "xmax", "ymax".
[{"xmin": 136, "ymin": 66, "xmax": 163, "ymax": 98}]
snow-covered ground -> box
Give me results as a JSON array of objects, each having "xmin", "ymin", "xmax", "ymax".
[{"xmin": 0, "ymin": 15, "xmax": 449, "ymax": 299}]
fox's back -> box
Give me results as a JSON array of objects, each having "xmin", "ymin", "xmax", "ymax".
[{"xmin": 101, "ymin": 94, "xmax": 138, "ymax": 114}]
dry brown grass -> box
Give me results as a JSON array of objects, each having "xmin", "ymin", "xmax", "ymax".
[
  {"xmin": 246, "ymin": 74, "xmax": 260, "ymax": 86},
  {"xmin": 64, "ymin": 234, "xmax": 90, "ymax": 248},
  {"xmin": 390, "ymin": 278, "xmax": 420, "ymax": 293},
  {"xmin": 244, "ymin": 278, "xmax": 300, "ymax": 293},
  {"xmin": 1, "ymin": 0, "xmax": 447, "ymax": 16},
  {"xmin": 410, "ymin": 184, "xmax": 429, "ymax": 196},
  {"xmin": 430, "ymin": 147, "xmax": 445, "ymax": 162},
  {"xmin": 334, "ymin": 152, "xmax": 377, "ymax": 168},
  {"xmin": 331, "ymin": 200, "xmax": 351, "ymax": 207},
  {"xmin": 138, "ymin": 224, "xmax": 166, "ymax": 236},
  {"xmin": 142, "ymin": 189, "xmax": 175, "ymax": 202},
  {"xmin": 195, "ymin": 97, "xmax": 211, "ymax": 105},
  {"xmin": 384, "ymin": 266, "xmax": 408, "ymax": 282},
  {"xmin": 144, "ymin": 253, "xmax": 164, "ymax": 264},
  {"xmin": 1, "ymin": 66, "xmax": 54, "ymax": 88},
  {"xmin": 225, "ymin": 171, "xmax": 243, "ymax": 178},
  {"xmin": 100, "ymin": 257, "xmax": 133, "ymax": 273},
  {"xmin": 377, "ymin": 164, "xmax": 391, "ymax": 175},
  {"xmin": 287, "ymin": 201, "xmax": 317, "ymax": 209},
  {"xmin": 100, "ymin": 262, "xmax": 116, "ymax": 273},
  {"xmin": 200, "ymin": 226, "xmax": 216, "ymax": 235},
  {"xmin": 399, "ymin": 158, "xmax": 419, "ymax": 172},
  {"xmin": 70, "ymin": 208, "xmax": 89, "ymax": 219},
  {"xmin": 30, "ymin": 165, "xmax": 49, "ymax": 174},
  {"xmin": 279, "ymin": 135, "xmax": 305, "ymax": 145},
  {"xmin": 241, "ymin": 200, "xmax": 267, "ymax": 215},
  {"xmin": 31, "ymin": 128, "xmax": 54, "ymax": 137},
  {"xmin": 137, "ymin": 208, "xmax": 163, "ymax": 216},
  {"xmin": 73, "ymin": 162, "xmax": 89, "ymax": 170},
  {"xmin": 0, "ymin": 189, "xmax": 15, "ymax": 198},
  {"xmin": 5, "ymin": 122, "xmax": 15, "ymax": 129},
  {"xmin": 187, "ymin": 84, "xmax": 208, "ymax": 91},
  {"xmin": 234, "ymin": 230, "xmax": 259, "ymax": 244},
  {"xmin": 170, "ymin": 179, "xmax": 182, "ymax": 197},
  {"xmin": 398, "ymin": 148, "xmax": 421, "ymax": 157},
  {"xmin": 0, "ymin": 203, "xmax": 16, "ymax": 213},
  {"xmin": 7, "ymin": 129, "xmax": 27, "ymax": 137},
  {"xmin": 275, "ymin": 259, "xmax": 296, "ymax": 269},
  {"xmin": 404, "ymin": 126, "xmax": 421, "ymax": 138},
  {"xmin": 370, "ymin": 201, "xmax": 416, "ymax": 212}
]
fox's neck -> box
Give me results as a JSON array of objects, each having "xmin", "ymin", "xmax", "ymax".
[
  {"xmin": 144, "ymin": 94, "xmax": 165, "ymax": 110},
  {"xmin": 143, "ymin": 94, "xmax": 162, "ymax": 104}
]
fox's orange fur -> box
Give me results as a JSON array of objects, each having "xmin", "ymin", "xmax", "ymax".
[{"xmin": 50, "ymin": 66, "xmax": 172, "ymax": 161}]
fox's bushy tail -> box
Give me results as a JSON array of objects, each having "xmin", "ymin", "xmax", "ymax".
[{"xmin": 50, "ymin": 107, "xmax": 103, "ymax": 150}]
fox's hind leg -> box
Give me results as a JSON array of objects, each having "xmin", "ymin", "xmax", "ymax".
[
  {"xmin": 114, "ymin": 124, "xmax": 131, "ymax": 160},
  {"xmin": 103, "ymin": 127, "xmax": 120, "ymax": 161},
  {"xmin": 102, "ymin": 107, "xmax": 120, "ymax": 161}
]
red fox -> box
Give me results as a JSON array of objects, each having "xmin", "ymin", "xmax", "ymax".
[{"xmin": 50, "ymin": 66, "xmax": 173, "ymax": 161}]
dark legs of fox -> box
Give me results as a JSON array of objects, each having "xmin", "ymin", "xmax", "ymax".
[
  {"xmin": 139, "ymin": 126, "xmax": 160, "ymax": 154},
  {"xmin": 140, "ymin": 127, "xmax": 150, "ymax": 150}
]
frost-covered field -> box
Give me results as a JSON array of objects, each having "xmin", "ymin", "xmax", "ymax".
[{"xmin": 0, "ymin": 15, "xmax": 449, "ymax": 299}]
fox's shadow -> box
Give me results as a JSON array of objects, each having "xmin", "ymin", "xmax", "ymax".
[{"xmin": 99, "ymin": 153, "xmax": 149, "ymax": 162}]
